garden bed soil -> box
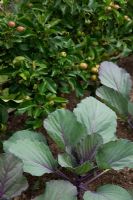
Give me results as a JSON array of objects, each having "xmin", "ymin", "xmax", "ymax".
[{"xmin": 1, "ymin": 55, "xmax": 133, "ymax": 200}]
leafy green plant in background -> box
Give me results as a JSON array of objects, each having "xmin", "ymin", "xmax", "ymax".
[
  {"xmin": 96, "ymin": 61, "xmax": 133, "ymax": 128},
  {"xmin": 0, "ymin": 103, "xmax": 8, "ymax": 133},
  {"xmin": 0, "ymin": 0, "xmax": 133, "ymax": 128},
  {"xmin": 0, "ymin": 104, "xmax": 8, "ymax": 125},
  {"xmin": 3, "ymin": 97, "xmax": 133, "ymax": 199}
]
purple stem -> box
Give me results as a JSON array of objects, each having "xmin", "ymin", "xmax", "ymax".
[
  {"xmin": 55, "ymin": 170, "xmax": 71, "ymax": 182},
  {"xmin": 80, "ymin": 167, "xmax": 98, "ymax": 182},
  {"xmin": 0, "ymin": 191, "xmax": 3, "ymax": 198},
  {"xmin": 128, "ymin": 118, "xmax": 133, "ymax": 129},
  {"xmin": 78, "ymin": 183, "xmax": 88, "ymax": 191}
]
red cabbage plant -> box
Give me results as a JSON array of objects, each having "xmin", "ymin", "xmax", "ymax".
[{"xmin": 3, "ymin": 97, "xmax": 133, "ymax": 200}]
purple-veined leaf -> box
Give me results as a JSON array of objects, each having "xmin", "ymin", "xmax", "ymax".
[
  {"xmin": 83, "ymin": 184, "xmax": 132, "ymax": 200},
  {"xmin": 96, "ymin": 139, "xmax": 133, "ymax": 170},
  {"xmin": 44, "ymin": 109, "xmax": 87, "ymax": 151},
  {"xmin": 74, "ymin": 134, "xmax": 103, "ymax": 163},
  {"xmin": 3, "ymin": 130, "xmax": 46, "ymax": 152},
  {"xmin": 99, "ymin": 61, "xmax": 132, "ymax": 97},
  {"xmin": 0, "ymin": 153, "xmax": 28, "ymax": 199},
  {"xmin": 58, "ymin": 153, "xmax": 93, "ymax": 175},
  {"xmin": 96, "ymin": 86, "xmax": 128, "ymax": 118},
  {"xmin": 74, "ymin": 97, "xmax": 117, "ymax": 143},
  {"xmin": 7, "ymin": 139, "xmax": 57, "ymax": 176},
  {"xmin": 33, "ymin": 180, "xmax": 77, "ymax": 200}
]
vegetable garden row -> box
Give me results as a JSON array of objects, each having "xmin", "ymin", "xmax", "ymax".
[{"xmin": 0, "ymin": 1, "xmax": 133, "ymax": 200}]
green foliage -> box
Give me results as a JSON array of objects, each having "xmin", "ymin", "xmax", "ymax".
[
  {"xmin": 73, "ymin": 97, "xmax": 117, "ymax": 143},
  {"xmin": 0, "ymin": 153, "xmax": 28, "ymax": 199},
  {"xmin": 0, "ymin": 103, "xmax": 8, "ymax": 124},
  {"xmin": 96, "ymin": 61, "xmax": 133, "ymax": 126},
  {"xmin": 3, "ymin": 96, "xmax": 133, "ymax": 199},
  {"xmin": 0, "ymin": 103, "xmax": 8, "ymax": 132},
  {"xmin": 96, "ymin": 139, "xmax": 133, "ymax": 170},
  {"xmin": 83, "ymin": 184, "xmax": 132, "ymax": 200},
  {"xmin": 34, "ymin": 180, "xmax": 77, "ymax": 200},
  {"xmin": 0, "ymin": 0, "xmax": 133, "ymax": 128}
]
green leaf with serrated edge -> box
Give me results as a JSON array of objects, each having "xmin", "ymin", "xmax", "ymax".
[
  {"xmin": 96, "ymin": 139, "xmax": 133, "ymax": 170},
  {"xmin": 58, "ymin": 153, "xmax": 93, "ymax": 175},
  {"xmin": 3, "ymin": 130, "xmax": 46, "ymax": 152},
  {"xmin": 0, "ymin": 153, "xmax": 28, "ymax": 199},
  {"xmin": 74, "ymin": 97, "xmax": 117, "ymax": 143},
  {"xmin": 96, "ymin": 86, "xmax": 128, "ymax": 118},
  {"xmin": 44, "ymin": 109, "xmax": 87, "ymax": 151},
  {"xmin": 33, "ymin": 180, "xmax": 77, "ymax": 200},
  {"xmin": 83, "ymin": 184, "xmax": 132, "ymax": 200},
  {"xmin": 99, "ymin": 61, "xmax": 132, "ymax": 97},
  {"xmin": 8, "ymin": 139, "xmax": 57, "ymax": 176}
]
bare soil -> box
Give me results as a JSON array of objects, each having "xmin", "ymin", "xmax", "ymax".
[{"xmin": 1, "ymin": 55, "xmax": 133, "ymax": 200}]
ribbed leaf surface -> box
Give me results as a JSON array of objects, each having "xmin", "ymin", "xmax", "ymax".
[
  {"xmin": 96, "ymin": 139, "xmax": 133, "ymax": 170},
  {"xmin": 99, "ymin": 61, "xmax": 132, "ymax": 97},
  {"xmin": 44, "ymin": 109, "xmax": 86, "ymax": 150},
  {"xmin": 34, "ymin": 180, "xmax": 77, "ymax": 200},
  {"xmin": 8, "ymin": 139, "xmax": 57, "ymax": 176},
  {"xmin": 4, "ymin": 130, "xmax": 46, "ymax": 152},
  {"xmin": 83, "ymin": 184, "xmax": 132, "ymax": 200},
  {"xmin": 74, "ymin": 134, "xmax": 103, "ymax": 162},
  {"xmin": 0, "ymin": 153, "xmax": 28, "ymax": 199},
  {"xmin": 58, "ymin": 153, "xmax": 93, "ymax": 175},
  {"xmin": 96, "ymin": 86, "xmax": 128, "ymax": 117},
  {"xmin": 74, "ymin": 97, "xmax": 117, "ymax": 143}
]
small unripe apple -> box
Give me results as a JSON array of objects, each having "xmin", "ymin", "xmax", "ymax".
[
  {"xmin": 61, "ymin": 103, "xmax": 67, "ymax": 108},
  {"xmin": 61, "ymin": 51, "xmax": 67, "ymax": 57},
  {"xmin": 28, "ymin": 3, "xmax": 33, "ymax": 7},
  {"xmin": 113, "ymin": 4, "xmax": 120, "ymax": 9},
  {"xmin": 107, "ymin": 6, "xmax": 112, "ymax": 11},
  {"xmin": 8, "ymin": 21, "xmax": 16, "ymax": 27},
  {"xmin": 91, "ymin": 75, "xmax": 97, "ymax": 81},
  {"xmin": 96, "ymin": 64, "xmax": 100, "ymax": 69},
  {"xmin": 60, "ymin": 51, "xmax": 67, "ymax": 57},
  {"xmin": 24, "ymin": 96, "xmax": 31, "ymax": 100},
  {"xmin": 16, "ymin": 26, "xmax": 26, "ymax": 32},
  {"xmin": 49, "ymin": 100, "xmax": 55, "ymax": 105},
  {"xmin": 124, "ymin": 15, "xmax": 131, "ymax": 21},
  {"xmin": 80, "ymin": 62, "xmax": 88, "ymax": 69},
  {"xmin": 91, "ymin": 67, "xmax": 98, "ymax": 73}
]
